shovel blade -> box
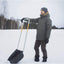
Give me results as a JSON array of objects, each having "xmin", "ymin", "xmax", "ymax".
[{"xmin": 8, "ymin": 49, "xmax": 24, "ymax": 63}]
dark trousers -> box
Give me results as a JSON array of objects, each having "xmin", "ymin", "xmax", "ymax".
[{"xmin": 34, "ymin": 40, "xmax": 47, "ymax": 58}]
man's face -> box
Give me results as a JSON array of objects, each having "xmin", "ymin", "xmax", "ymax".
[{"xmin": 41, "ymin": 10, "xmax": 45, "ymax": 15}]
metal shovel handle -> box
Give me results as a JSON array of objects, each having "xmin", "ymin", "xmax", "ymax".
[
  {"xmin": 17, "ymin": 20, "xmax": 30, "ymax": 50},
  {"xmin": 23, "ymin": 21, "xmax": 30, "ymax": 51},
  {"xmin": 17, "ymin": 24, "xmax": 24, "ymax": 49}
]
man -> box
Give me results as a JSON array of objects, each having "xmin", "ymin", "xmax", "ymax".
[{"xmin": 21, "ymin": 7, "xmax": 52, "ymax": 62}]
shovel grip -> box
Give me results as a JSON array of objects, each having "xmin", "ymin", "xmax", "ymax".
[
  {"xmin": 27, "ymin": 24, "xmax": 29, "ymax": 32},
  {"xmin": 21, "ymin": 25, "xmax": 24, "ymax": 32},
  {"xmin": 21, "ymin": 23, "xmax": 29, "ymax": 32}
]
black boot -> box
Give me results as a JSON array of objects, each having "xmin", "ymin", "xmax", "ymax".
[
  {"xmin": 34, "ymin": 55, "xmax": 39, "ymax": 62},
  {"xmin": 42, "ymin": 57, "xmax": 47, "ymax": 62}
]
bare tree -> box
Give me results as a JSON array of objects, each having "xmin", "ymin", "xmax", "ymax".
[
  {"xmin": 2, "ymin": 0, "xmax": 8, "ymax": 18},
  {"xmin": 0, "ymin": 0, "xmax": 8, "ymax": 29}
]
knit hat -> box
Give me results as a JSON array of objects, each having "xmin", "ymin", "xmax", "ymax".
[{"xmin": 41, "ymin": 7, "xmax": 48, "ymax": 13}]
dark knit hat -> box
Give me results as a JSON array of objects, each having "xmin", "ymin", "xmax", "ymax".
[{"xmin": 41, "ymin": 7, "xmax": 48, "ymax": 13}]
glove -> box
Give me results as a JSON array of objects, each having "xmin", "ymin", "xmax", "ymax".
[
  {"xmin": 45, "ymin": 38, "xmax": 49, "ymax": 44},
  {"xmin": 21, "ymin": 18, "xmax": 25, "ymax": 22},
  {"xmin": 21, "ymin": 18, "xmax": 30, "ymax": 22}
]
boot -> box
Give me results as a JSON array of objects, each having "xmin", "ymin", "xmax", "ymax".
[
  {"xmin": 42, "ymin": 57, "xmax": 47, "ymax": 62},
  {"xmin": 34, "ymin": 55, "xmax": 39, "ymax": 62}
]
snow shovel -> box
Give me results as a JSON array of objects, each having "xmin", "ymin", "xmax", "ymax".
[{"xmin": 8, "ymin": 20, "xmax": 30, "ymax": 63}]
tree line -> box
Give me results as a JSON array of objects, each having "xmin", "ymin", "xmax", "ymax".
[
  {"xmin": 0, "ymin": 15, "xmax": 18, "ymax": 29},
  {"xmin": 0, "ymin": 15, "xmax": 64, "ymax": 29}
]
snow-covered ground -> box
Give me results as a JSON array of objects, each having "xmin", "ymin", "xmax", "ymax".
[{"xmin": 0, "ymin": 29, "xmax": 64, "ymax": 64}]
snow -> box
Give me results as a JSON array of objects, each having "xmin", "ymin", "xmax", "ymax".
[{"xmin": 0, "ymin": 29, "xmax": 64, "ymax": 64}]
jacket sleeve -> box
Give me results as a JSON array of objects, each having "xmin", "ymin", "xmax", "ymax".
[
  {"xmin": 46, "ymin": 19, "xmax": 52, "ymax": 40},
  {"xmin": 30, "ymin": 18, "xmax": 39, "ymax": 23}
]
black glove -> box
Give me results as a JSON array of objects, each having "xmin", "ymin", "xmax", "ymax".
[
  {"xmin": 21, "ymin": 18, "xmax": 30, "ymax": 23},
  {"xmin": 45, "ymin": 39, "xmax": 49, "ymax": 44},
  {"xmin": 21, "ymin": 18, "xmax": 25, "ymax": 22}
]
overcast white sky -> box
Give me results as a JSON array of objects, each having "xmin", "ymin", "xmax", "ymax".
[{"xmin": 0, "ymin": 0, "xmax": 64, "ymax": 27}]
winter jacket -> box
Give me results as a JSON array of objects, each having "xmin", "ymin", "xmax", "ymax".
[{"xmin": 30, "ymin": 13, "xmax": 52, "ymax": 41}]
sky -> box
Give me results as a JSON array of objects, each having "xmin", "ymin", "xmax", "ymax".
[{"xmin": 0, "ymin": 0, "xmax": 64, "ymax": 27}]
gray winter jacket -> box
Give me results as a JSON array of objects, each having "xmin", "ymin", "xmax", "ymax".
[{"xmin": 30, "ymin": 14, "xmax": 52, "ymax": 41}]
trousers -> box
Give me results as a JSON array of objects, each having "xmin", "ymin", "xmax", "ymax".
[{"xmin": 34, "ymin": 40, "xmax": 47, "ymax": 58}]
